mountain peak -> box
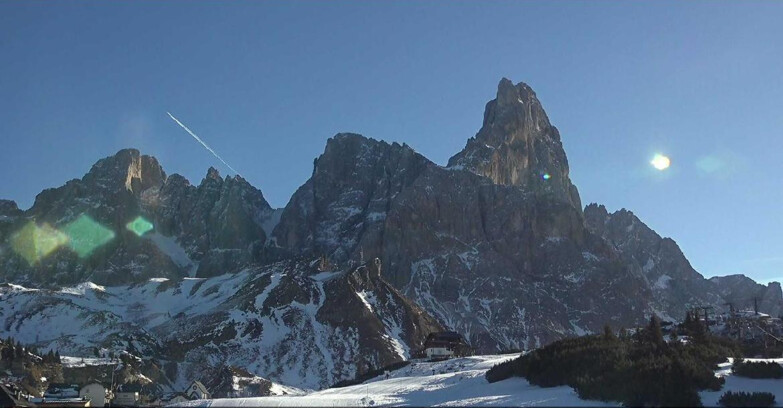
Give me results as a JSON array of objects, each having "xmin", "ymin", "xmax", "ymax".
[
  {"xmin": 448, "ymin": 78, "xmax": 581, "ymax": 210},
  {"xmin": 205, "ymin": 166, "xmax": 223, "ymax": 182},
  {"xmin": 0, "ymin": 199, "xmax": 21, "ymax": 216},
  {"xmin": 82, "ymin": 148, "xmax": 166, "ymax": 193}
]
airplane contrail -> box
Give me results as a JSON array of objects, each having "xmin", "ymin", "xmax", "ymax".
[{"xmin": 166, "ymin": 112, "xmax": 242, "ymax": 177}]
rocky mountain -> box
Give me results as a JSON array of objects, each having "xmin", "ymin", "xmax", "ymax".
[
  {"xmin": 0, "ymin": 149, "xmax": 278, "ymax": 285},
  {"xmin": 0, "ymin": 77, "xmax": 776, "ymax": 390},
  {"xmin": 709, "ymin": 274, "xmax": 783, "ymax": 317},
  {"xmin": 0, "ymin": 259, "xmax": 440, "ymax": 390},
  {"xmin": 270, "ymin": 78, "xmax": 730, "ymax": 351}
]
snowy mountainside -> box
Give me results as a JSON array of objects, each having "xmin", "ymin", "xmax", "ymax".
[
  {"xmin": 178, "ymin": 356, "xmax": 783, "ymax": 407},
  {"xmin": 0, "ymin": 259, "xmax": 441, "ymax": 390},
  {"xmin": 176, "ymin": 354, "xmax": 615, "ymax": 407}
]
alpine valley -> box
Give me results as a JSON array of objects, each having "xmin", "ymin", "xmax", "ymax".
[{"xmin": 0, "ymin": 79, "xmax": 780, "ymax": 394}]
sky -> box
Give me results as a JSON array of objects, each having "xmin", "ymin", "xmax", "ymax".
[{"xmin": 1, "ymin": 1, "xmax": 782, "ymax": 284}]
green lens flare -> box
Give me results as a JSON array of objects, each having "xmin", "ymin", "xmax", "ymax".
[
  {"xmin": 126, "ymin": 216, "xmax": 154, "ymax": 237},
  {"xmin": 63, "ymin": 214, "xmax": 115, "ymax": 258},
  {"xmin": 10, "ymin": 222, "xmax": 69, "ymax": 265}
]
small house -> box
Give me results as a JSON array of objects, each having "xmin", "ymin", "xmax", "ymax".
[
  {"xmin": 185, "ymin": 381, "xmax": 210, "ymax": 400},
  {"xmin": 43, "ymin": 383, "xmax": 80, "ymax": 399},
  {"xmin": 423, "ymin": 331, "xmax": 472, "ymax": 360},
  {"xmin": 113, "ymin": 383, "xmax": 142, "ymax": 407}
]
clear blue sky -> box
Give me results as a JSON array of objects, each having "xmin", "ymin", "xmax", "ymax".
[{"xmin": 1, "ymin": 1, "xmax": 782, "ymax": 283}]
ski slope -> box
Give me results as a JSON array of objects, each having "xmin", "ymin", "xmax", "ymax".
[
  {"xmin": 175, "ymin": 354, "xmax": 615, "ymax": 407},
  {"xmin": 174, "ymin": 355, "xmax": 783, "ymax": 407}
]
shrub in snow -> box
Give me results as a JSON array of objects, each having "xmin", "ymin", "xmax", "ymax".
[
  {"xmin": 718, "ymin": 391, "xmax": 775, "ymax": 407},
  {"xmin": 486, "ymin": 316, "xmax": 740, "ymax": 407},
  {"xmin": 731, "ymin": 360, "xmax": 783, "ymax": 379}
]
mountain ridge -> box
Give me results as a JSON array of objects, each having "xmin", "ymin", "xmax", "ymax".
[{"xmin": 1, "ymin": 78, "xmax": 780, "ymax": 392}]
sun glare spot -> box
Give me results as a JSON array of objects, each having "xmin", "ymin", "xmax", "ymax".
[
  {"xmin": 651, "ymin": 154, "xmax": 671, "ymax": 171},
  {"xmin": 10, "ymin": 222, "xmax": 69, "ymax": 265},
  {"xmin": 64, "ymin": 214, "xmax": 116, "ymax": 258},
  {"xmin": 126, "ymin": 216, "xmax": 154, "ymax": 237}
]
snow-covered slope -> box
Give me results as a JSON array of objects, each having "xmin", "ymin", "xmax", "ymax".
[
  {"xmin": 175, "ymin": 354, "xmax": 614, "ymax": 407},
  {"xmin": 0, "ymin": 259, "xmax": 441, "ymax": 391},
  {"xmin": 176, "ymin": 355, "xmax": 783, "ymax": 407},
  {"xmin": 699, "ymin": 358, "xmax": 783, "ymax": 407}
]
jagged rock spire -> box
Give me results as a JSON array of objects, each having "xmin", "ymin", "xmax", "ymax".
[{"xmin": 448, "ymin": 78, "xmax": 581, "ymax": 210}]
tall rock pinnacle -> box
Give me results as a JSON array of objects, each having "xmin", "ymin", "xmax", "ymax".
[{"xmin": 448, "ymin": 78, "xmax": 581, "ymax": 210}]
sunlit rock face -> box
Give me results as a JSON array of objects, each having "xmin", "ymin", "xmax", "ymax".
[
  {"xmin": 448, "ymin": 78, "xmax": 582, "ymax": 211},
  {"xmin": 0, "ymin": 149, "xmax": 278, "ymax": 285},
  {"xmin": 709, "ymin": 274, "xmax": 783, "ymax": 317}
]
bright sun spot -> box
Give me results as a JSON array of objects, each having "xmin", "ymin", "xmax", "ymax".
[{"xmin": 651, "ymin": 154, "xmax": 671, "ymax": 171}]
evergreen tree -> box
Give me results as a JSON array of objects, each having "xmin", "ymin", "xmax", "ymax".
[
  {"xmin": 618, "ymin": 327, "xmax": 629, "ymax": 341},
  {"xmin": 603, "ymin": 324, "xmax": 616, "ymax": 341},
  {"xmin": 669, "ymin": 327, "xmax": 679, "ymax": 342},
  {"xmin": 684, "ymin": 311, "xmax": 693, "ymax": 328},
  {"xmin": 647, "ymin": 315, "xmax": 664, "ymax": 348}
]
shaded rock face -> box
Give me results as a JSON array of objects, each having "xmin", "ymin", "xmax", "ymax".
[
  {"xmin": 0, "ymin": 149, "xmax": 276, "ymax": 285},
  {"xmin": 0, "ymin": 259, "xmax": 441, "ymax": 390},
  {"xmin": 584, "ymin": 203, "xmax": 726, "ymax": 319},
  {"xmin": 271, "ymin": 133, "xmax": 433, "ymax": 263},
  {"xmin": 709, "ymin": 274, "xmax": 783, "ymax": 317},
  {"xmin": 274, "ymin": 138, "xmax": 659, "ymax": 351},
  {"xmin": 448, "ymin": 78, "xmax": 581, "ymax": 211},
  {"xmin": 0, "ymin": 200, "xmax": 22, "ymax": 218}
]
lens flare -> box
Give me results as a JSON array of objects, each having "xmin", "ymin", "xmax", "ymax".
[
  {"xmin": 64, "ymin": 214, "xmax": 116, "ymax": 258},
  {"xmin": 126, "ymin": 216, "xmax": 154, "ymax": 237},
  {"xmin": 10, "ymin": 222, "xmax": 69, "ymax": 265},
  {"xmin": 542, "ymin": 173, "xmax": 551, "ymax": 180},
  {"xmin": 651, "ymin": 154, "xmax": 671, "ymax": 171}
]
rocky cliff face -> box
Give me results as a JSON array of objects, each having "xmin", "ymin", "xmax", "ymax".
[
  {"xmin": 0, "ymin": 149, "xmax": 277, "ymax": 286},
  {"xmin": 709, "ymin": 274, "xmax": 783, "ymax": 317},
  {"xmin": 271, "ymin": 133, "xmax": 432, "ymax": 264}
]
